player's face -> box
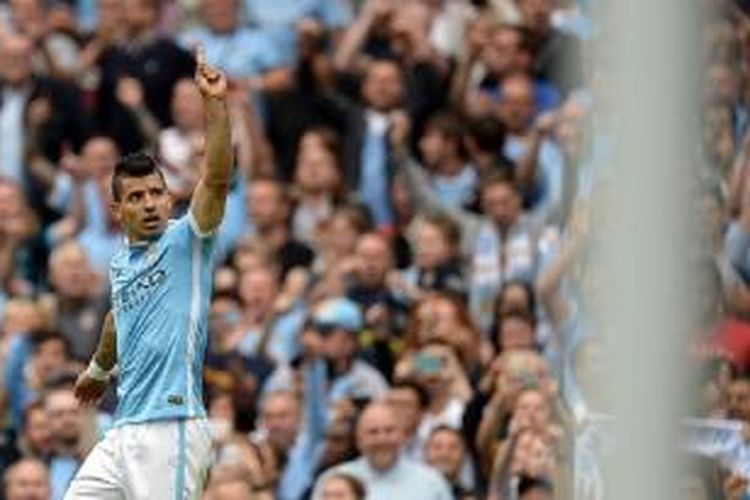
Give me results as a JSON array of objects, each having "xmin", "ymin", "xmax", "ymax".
[{"xmin": 112, "ymin": 173, "xmax": 172, "ymax": 243}]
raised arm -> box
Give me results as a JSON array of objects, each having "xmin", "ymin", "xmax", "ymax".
[
  {"xmin": 74, "ymin": 311, "xmax": 117, "ymax": 405},
  {"xmin": 332, "ymin": 0, "xmax": 387, "ymax": 72},
  {"xmin": 190, "ymin": 48, "xmax": 233, "ymax": 235}
]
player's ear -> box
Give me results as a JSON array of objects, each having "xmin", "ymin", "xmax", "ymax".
[
  {"xmin": 110, "ymin": 200, "xmax": 122, "ymax": 224},
  {"xmin": 166, "ymin": 191, "xmax": 174, "ymax": 213}
]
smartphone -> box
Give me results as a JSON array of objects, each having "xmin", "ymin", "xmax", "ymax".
[
  {"xmin": 415, "ymin": 353, "xmax": 444, "ymax": 375},
  {"xmin": 352, "ymin": 396, "xmax": 372, "ymax": 411}
]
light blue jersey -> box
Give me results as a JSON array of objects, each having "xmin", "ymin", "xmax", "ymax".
[{"xmin": 110, "ymin": 214, "xmax": 215, "ymax": 426}]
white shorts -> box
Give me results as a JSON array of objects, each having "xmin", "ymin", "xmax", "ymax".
[{"xmin": 64, "ymin": 418, "xmax": 212, "ymax": 500}]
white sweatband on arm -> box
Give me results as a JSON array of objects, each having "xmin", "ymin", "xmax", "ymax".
[{"xmin": 86, "ymin": 360, "xmax": 112, "ymax": 382}]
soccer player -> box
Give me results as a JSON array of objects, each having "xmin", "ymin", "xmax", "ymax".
[{"xmin": 64, "ymin": 48, "xmax": 232, "ymax": 499}]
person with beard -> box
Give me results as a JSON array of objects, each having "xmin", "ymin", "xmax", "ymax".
[
  {"xmin": 43, "ymin": 383, "xmax": 86, "ymax": 500},
  {"xmin": 726, "ymin": 376, "xmax": 750, "ymax": 424},
  {"xmin": 0, "ymin": 401, "xmax": 52, "ymax": 476},
  {"xmin": 17, "ymin": 402, "xmax": 53, "ymax": 462},
  {"xmin": 5, "ymin": 331, "xmax": 71, "ymax": 432}
]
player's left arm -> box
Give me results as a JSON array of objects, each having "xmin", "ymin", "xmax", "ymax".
[
  {"xmin": 190, "ymin": 47, "xmax": 233, "ymax": 236},
  {"xmin": 74, "ymin": 311, "xmax": 116, "ymax": 405}
]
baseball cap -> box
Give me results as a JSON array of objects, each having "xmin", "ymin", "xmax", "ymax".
[{"xmin": 311, "ymin": 297, "xmax": 363, "ymax": 333}]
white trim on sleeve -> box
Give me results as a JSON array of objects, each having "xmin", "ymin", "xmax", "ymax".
[{"xmin": 187, "ymin": 210, "xmax": 217, "ymax": 239}]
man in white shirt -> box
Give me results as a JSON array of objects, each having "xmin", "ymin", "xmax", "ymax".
[{"xmin": 312, "ymin": 403, "xmax": 452, "ymax": 500}]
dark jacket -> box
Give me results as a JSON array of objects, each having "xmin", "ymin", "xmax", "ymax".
[{"xmin": 96, "ymin": 37, "xmax": 195, "ymax": 153}]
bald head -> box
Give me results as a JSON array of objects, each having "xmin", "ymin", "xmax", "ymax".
[
  {"xmin": 48, "ymin": 240, "xmax": 93, "ymax": 299},
  {"xmin": 498, "ymin": 74, "xmax": 536, "ymax": 133},
  {"xmin": 356, "ymin": 403, "xmax": 403, "ymax": 471},
  {"xmin": 4, "ymin": 459, "xmax": 50, "ymax": 500}
]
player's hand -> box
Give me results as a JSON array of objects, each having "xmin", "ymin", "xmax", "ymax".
[
  {"xmin": 194, "ymin": 46, "xmax": 228, "ymax": 100},
  {"xmin": 74, "ymin": 372, "xmax": 108, "ymax": 406},
  {"xmin": 724, "ymin": 473, "xmax": 749, "ymax": 500}
]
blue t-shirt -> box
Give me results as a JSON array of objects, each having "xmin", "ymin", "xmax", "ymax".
[{"xmin": 110, "ymin": 214, "xmax": 215, "ymax": 426}]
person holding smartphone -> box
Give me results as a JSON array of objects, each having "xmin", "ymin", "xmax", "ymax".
[{"xmin": 396, "ymin": 343, "xmax": 473, "ymax": 464}]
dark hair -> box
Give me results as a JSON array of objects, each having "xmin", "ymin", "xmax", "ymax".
[
  {"xmin": 498, "ymin": 309, "xmax": 537, "ymax": 330},
  {"xmin": 42, "ymin": 369, "xmax": 78, "ymax": 391},
  {"xmin": 211, "ymin": 289, "xmax": 241, "ymax": 304},
  {"xmin": 112, "ymin": 152, "xmax": 166, "ymax": 202},
  {"xmin": 363, "ymin": 57, "xmax": 405, "ymax": 91},
  {"xmin": 296, "ymin": 126, "xmax": 347, "ymax": 199},
  {"xmin": 332, "ymin": 203, "xmax": 374, "ymax": 235},
  {"xmin": 301, "ymin": 127, "xmax": 344, "ymax": 168},
  {"xmin": 466, "ymin": 115, "xmax": 506, "ymax": 153},
  {"xmin": 420, "ymin": 213, "xmax": 462, "ymax": 250},
  {"xmin": 392, "ymin": 380, "xmax": 430, "ymax": 410},
  {"xmin": 424, "ymin": 112, "xmax": 469, "ymax": 159},
  {"xmin": 249, "ymin": 176, "xmax": 289, "ymax": 206},
  {"xmin": 480, "ymin": 169, "xmax": 517, "ymax": 195},
  {"xmin": 22, "ymin": 400, "xmax": 45, "ymax": 425},
  {"xmin": 497, "ymin": 279, "xmax": 537, "ymax": 318},
  {"xmin": 325, "ymin": 473, "xmax": 367, "ymax": 500},
  {"xmin": 30, "ymin": 330, "xmax": 70, "ymax": 358},
  {"xmin": 427, "ymin": 425, "xmax": 465, "ymax": 448},
  {"xmin": 517, "ymin": 475, "xmax": 553, "ymax": 497},
  {"xmin": 495, "ymin": 310, "xmax": 538, "ymax": 353},
  {"xmin": 505, "ymin": 24, "xmax": 538, "ymax": 56}
]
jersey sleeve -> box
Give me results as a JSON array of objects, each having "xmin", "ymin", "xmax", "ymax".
[{"xmin": 162, "ymin": 214, "xmax": 218, "ymax": 261}]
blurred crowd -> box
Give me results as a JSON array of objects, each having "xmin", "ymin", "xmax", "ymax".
[{"xmin": 0, "ymin": 0, "xmax": 742, "ymax": 499}]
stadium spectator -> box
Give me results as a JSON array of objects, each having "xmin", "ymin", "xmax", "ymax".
[
  {"xmin": 43, "ymin": 382, "xmax": 86, "ymax": 500},
  {"xmin": 425, "ymin": 426, "xmax": 476, "ymax": 499},
  {"xmin": 40, "ymin": 241, "xmax": 108, "ymax": 362},
  {"xmin": 3, "ymin": 457, "xmax": 51, "ymax": 500},
  {"xmin": 312, "ymin": 402, "xmax": 453, "ymax": 499},
  {"xmin": 318, "ymin": 473, "xmax": 367, "ymax": 500},
  {"xmin": 95, "ymin": 0, "xmax": 194, "ymax": 152}
]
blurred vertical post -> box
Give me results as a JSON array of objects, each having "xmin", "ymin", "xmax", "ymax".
[{"xmin": 597, "ymin": 0, "xmax": 699, "ymax": 498}]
